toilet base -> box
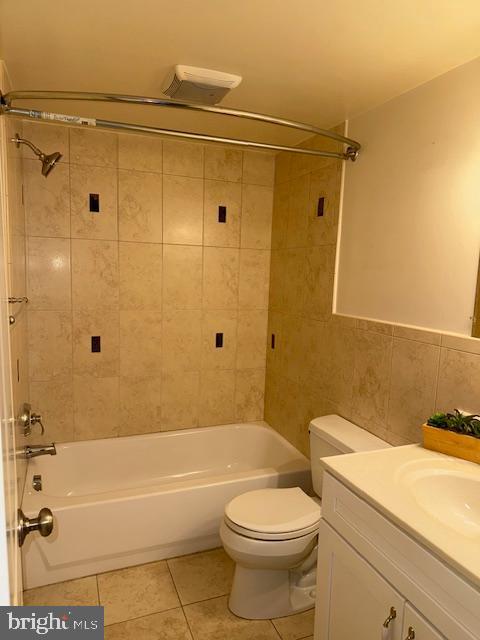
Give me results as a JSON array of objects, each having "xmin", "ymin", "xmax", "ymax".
[{"xmin": 228, "ymin": 563, "xmax": 316, "ymax": 619}]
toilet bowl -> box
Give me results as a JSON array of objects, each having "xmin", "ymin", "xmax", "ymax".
[
  {"xmin": 220, "ymin": 487, "xmax": 320, "ymax": 619},
  {"xmin": 221, "ymin": 414, "xmax": 391, "ymax": 619}
]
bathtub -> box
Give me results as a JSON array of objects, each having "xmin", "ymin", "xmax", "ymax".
[{"xmin": 21, "ymin": 422, "xmax": 311, "ymax": 589}]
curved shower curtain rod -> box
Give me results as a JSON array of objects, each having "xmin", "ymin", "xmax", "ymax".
[{"xmin": 0, "ymin": 90, "xmax": 361, "ymax": 161}]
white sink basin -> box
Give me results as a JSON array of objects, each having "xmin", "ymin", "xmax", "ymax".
[
  {"xmin": 322, "ymin": 444, "xmax": 480, "ymax": 587},
  {"xmin": 398, "ymin": 461, "xmax": 480, "ymax": 538}
]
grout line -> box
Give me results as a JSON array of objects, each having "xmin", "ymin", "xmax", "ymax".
[
  {"xmin": 433, "ymin": 344, "xmax": 443, "ymax": 411},
  {"xmin": 384, "ymin": 332, "xmax": 395, "ymax": 433},
  {"xmin": 166, "ymin": 562, "xmax": 196, "ymax": 639},
  {"xmin": 95, "ymin": 574, "xmax": 100, "ymax": 607},
  {"xmin": 103, "ymin": 604, "xmax": 182, "ymax": 628},
  {"xmin": 269, "ymin": 619, "xmax": 283, "ymax": 639},
  {"xmin": 67, "ymin": 128, "xmax": 75, "ymax": 441}
]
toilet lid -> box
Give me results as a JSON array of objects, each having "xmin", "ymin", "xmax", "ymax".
[{"xmin": 225, "ymin": 488, "xmax": 321, "ymax": 534}]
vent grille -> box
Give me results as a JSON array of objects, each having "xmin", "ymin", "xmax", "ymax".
[{"xmin": 164, "ymin": 74, "xmax": 182, "ymax": 97}]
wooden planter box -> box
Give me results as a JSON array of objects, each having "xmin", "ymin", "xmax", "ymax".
[{"xmin": 422, "ymin": 424, "xmax": 480, "ymax": 464}]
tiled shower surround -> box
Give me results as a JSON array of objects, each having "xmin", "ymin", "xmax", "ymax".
[
  {"xmin": 17, "ymin": 121, "xmax": 480, "ymax": 449},
  {"xmin": 23, "ymin": 122, "xmax": 274, "ymax": 441},
  {"xmin": 264, "ymin": 134, "xmax": 480, "ymax": 455}
]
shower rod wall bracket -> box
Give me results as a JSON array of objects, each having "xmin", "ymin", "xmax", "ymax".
[{"xmin": 0, "ymin": 90, "xmax": 361, "ymax": 161}]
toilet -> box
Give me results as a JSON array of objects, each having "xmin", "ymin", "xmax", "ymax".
[{"xmin": 220, "ymin": 415, "xmax": 391, "ymax": 619}]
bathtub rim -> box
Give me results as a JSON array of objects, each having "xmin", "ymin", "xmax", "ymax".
[{"xmin": 22, "ymin": 421, "xmax": 311, "ymax": 510}]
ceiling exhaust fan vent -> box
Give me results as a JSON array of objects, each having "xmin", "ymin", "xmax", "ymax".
[{"xmin": 162, "ymin": 65, "xmax": 242, "ymax": 105}]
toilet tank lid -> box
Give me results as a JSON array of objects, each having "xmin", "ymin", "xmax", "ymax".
[{"xmin": 309, "ymin": 415, "xmax": 391, "ymax": 453}]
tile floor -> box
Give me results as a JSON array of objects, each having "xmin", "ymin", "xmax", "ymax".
[{"xmin": 23, "ymin": 548, "xmax": 314, "ymax": 640}]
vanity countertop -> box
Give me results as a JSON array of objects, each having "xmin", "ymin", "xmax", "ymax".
[{"xmin": 321, "ymin": 444, "xmax": 480, "ymax": 588}]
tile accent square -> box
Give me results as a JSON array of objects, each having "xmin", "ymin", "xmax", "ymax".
[
  {"xmin": 73, "ymin": 310, "xmax": 119, "ymax": 377},
  {"xmin": 71, "ymin": 165, "xmax": 118, "ymax": 240},
  {"xmin": 201, "ymin": 310, "xmax": 238, "ymax": 370},
  {"xmin": 204, "ymin": 180, "xmax": 241, "ymax": 248}
]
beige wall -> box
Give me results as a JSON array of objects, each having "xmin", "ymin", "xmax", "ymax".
[
  {"xmin": 265, "ymin": 134, "xmax": 480, "ymax": 456},
  {"xmin": 23, "ymin": 122, "xmax": 273, "ymax": 442}
]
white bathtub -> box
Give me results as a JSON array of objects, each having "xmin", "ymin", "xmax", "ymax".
[{"xmin": 21, "ymin": 422, "xmax": 311, "ymax": 589}]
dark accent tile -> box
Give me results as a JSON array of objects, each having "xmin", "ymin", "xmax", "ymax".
[
  {"xmin": 317, "ymin": 196, "xmax": 325, "ymax": 217},
  {"xmin": 91, "ymin": 336, "xmax": 101, "ymax": 353},
  {"xmin": 89, "ymin": 193, "xmax": 100, "ymax": 213},
  {"xmin": 215, "ymin": 332, "xmax": 223, "ymax": 348},
  {"xmin": 218, "ymin": 205, "xmax": 227, "ymax": 223}
]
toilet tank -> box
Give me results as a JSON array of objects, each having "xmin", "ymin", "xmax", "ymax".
[{"xmin": 309, "ymin": 415, "xmax": 391, "ymax": 497}]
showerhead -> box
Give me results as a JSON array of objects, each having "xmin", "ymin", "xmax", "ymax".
[
  {"xmin": 40, "ymin": 151, "xmax": 62, "ymax": 177},
  {"xmin": 11, "ymin": 133, "xmax": 62, "ymax": 177}
]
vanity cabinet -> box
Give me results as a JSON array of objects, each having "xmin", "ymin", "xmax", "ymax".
[
  {"xmin": 315, "ymin": 473, "xmax": 479, "ymax": 640},
  {"xmin": 403, "ymin": 604, "xmax": 445, "ymax": 640},
  {"xmin": 316, "ymin": 519, "xmax": 405, "ymax": 639}
]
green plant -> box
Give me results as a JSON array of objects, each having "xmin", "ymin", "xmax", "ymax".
[{"xmin": 427, "ymin": 409, "xmax": 480, "ymax": 439}]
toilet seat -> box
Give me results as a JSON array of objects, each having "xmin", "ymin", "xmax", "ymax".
[
  {"xmin": 224, "ymin": 515, "xmax": 319, "ymax": 541},
  {"xmin": 224, "ymin": 487, "xmax": 321, "ymax": 541}
]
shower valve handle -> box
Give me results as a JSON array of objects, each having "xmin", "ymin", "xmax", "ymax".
[{"xmin": 19, "ymin": 402, "xmax": 44, "ymax": 436}]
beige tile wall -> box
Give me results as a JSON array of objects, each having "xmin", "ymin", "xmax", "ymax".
[
  {"xmin": 265, "ymin": 133, "xmax": 480, "ymax": 456},
  {"xmin": 23, "ymin": 121, "xmax": 274, "ymax": 441}
]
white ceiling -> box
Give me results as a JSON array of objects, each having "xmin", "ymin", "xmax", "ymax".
[{"xmin": 1, "ymin": 0, "xmax": 480, "ymax": 145}]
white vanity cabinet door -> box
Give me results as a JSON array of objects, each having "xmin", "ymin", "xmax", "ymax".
[
  {"xmin": 402, "ymin": 604, "xmax": 445, "ymax": 640},
  {"xmin": 316, "ymin": 520, "xmax": 404, "ymax": 640}
]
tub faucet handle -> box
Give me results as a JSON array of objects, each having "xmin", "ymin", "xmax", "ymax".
[{"xmin": 18, "ymin": 402, "xmax": 44, "ymax": 436}]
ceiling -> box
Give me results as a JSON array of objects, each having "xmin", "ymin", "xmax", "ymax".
[{"xmin": 1, "ymin": 0, "xmax": 480, "ymax": 146}]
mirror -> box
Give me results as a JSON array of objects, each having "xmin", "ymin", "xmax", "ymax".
[{"xmin": 335, "ymin": 56, "xmax": 480, "ymax": 337}]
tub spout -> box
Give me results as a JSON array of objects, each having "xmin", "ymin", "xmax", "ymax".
[{"xmin": 24, "ymin": 443, "xmax": 56, "ymax": 459}]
